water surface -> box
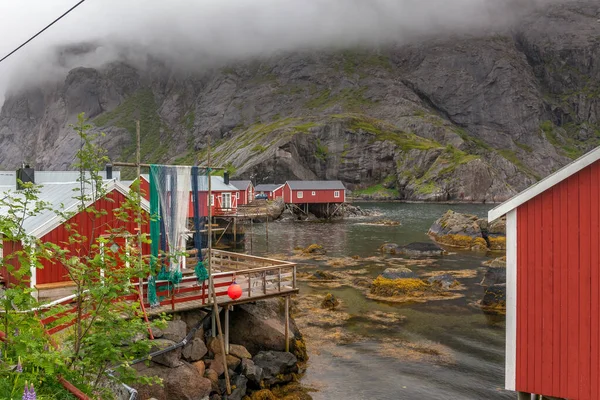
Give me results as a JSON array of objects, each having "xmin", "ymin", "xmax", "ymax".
[{"xmin": 245, "ymin": 202, "xmax": 511, "ymax": 400}]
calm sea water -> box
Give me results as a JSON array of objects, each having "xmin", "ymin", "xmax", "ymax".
[{"xmin": 244, "ymin": 203, "xmax": 512, "ymax": 400}]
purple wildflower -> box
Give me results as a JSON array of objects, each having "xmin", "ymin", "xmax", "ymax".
[
  {"xmin": 13, "ymin": 328, "xmax": 20, "ymax": 336},
  {"xmin": 16, "ymin": 356, "xmax": 23, "ymax": 373},
  {"xmin": 29, "ymin": 383, "xmax": 36, "ymax": 400},
  {"xmin": 22, "ymin": 383, "xmax": 29, "ymax": 400}
]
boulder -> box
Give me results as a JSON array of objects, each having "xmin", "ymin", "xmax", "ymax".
[
  {"xmin": 182, "ymin": 337, "xmax": 208, "ymax": 362},
  {"xmin": 150, "ymin": 326, "xmax": 164, "ymax": 339},
  {"xmin": 428, "ymin": 210, "xmax": 506, "ymax": 251},
  {"xmin": 226, "ymin": 374, "xmax": 248, "ymax": 400},
  {"xmin": 240, "ymin": 358, "xmax": 263, "ymax": 386},
  {"xmin": 482, "ymin": 284, "xmax": 507, "ymax": 310},
  {"xmin": 193, "ymin": 360, "xmax": 206, "ymax": 377},
  {"xmin": 320, "ymin": 293, "xmax": 339, "ymax": 310},
  {"xmin": 228, "ymin": 344, "xmax": 251, "ymax": 359},
  {"xmin": 398, "ymin": 242, "xmax": 445, "ymax": 257},
  {"xmin": 150, "ymin": 339, "xmax": 183, "ymax": 368},
  {"xmin": 481, "ymin": 257, "xmax": 507, "ymax": 287},
  {"xmin": 227, "ymin": 299, "xmax": 302, "ymax": 355},
  {"xmin": 427, "ymin": 274, "xmax": 459, "ymax": 290},
  {"xmin": 252, "ymin": 351, "xmax": 298, "ymax": 386},
  {"xmin": 206, "ymin": 358, "xmax": 225, "ymax": 376},
  {"xmin": 381, "ymin": 267, "xmax": 416, "ymax": 280},
  {"xmin": 311, "ymin": 270, "xmax": 337, "ymax": 280},
  {"xmin": 134, "ymin": 361, "xmax": 212, "ymax": 400},
  {"xmin": 208, "ymin": 336, "xmax": 224, "ymax": 356},
  {"xmin": 226, "ymin": 354, "xmax": 241, "ymax": 371},
  {"xmin": 162, "ymin": 320, "xmax": 187, "ymax": 343},
  {"xmin": 379, "ymin": 243, "xmax": 402, "ymax": 254},
  {"xmin": 204, "ymin": 368, "xmax": 220, "ymax": 393}
]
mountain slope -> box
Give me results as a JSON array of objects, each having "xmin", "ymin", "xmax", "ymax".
[{"xmin": 0, "ymin": 1, "xmax": 598, "ymax": 201}]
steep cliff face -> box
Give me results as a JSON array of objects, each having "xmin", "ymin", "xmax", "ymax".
[{"xmin": 0, "ymin": 1, "xmax": 598, "ymax": 201}]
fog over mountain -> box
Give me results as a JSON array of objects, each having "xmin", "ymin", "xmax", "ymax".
[{"xmin": 0, "ymin": 0, "xmax": 567, "ymax": 104}]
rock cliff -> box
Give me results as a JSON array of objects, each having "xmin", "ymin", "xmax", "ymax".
[{"xmin": 0, "ymin": 1, "xmax": 598, "ymax": 201}]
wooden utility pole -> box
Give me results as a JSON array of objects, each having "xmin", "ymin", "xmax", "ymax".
[
  {"xmin": 207, "ymin": 137, "xmax": 231, "ymax": 395},
  {"xmin": 136, "ymin": 120, "xmax": 144, "ymax": 301}
]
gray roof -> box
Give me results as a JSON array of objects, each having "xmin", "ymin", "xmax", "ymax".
[
  {"xmin": 229, "ymin": 180, "xmax": 252, "ymax": 190},
  {"xmin": 0, "ymin": 170, "xmax": 120, "ymax": 190},
  {"xmin": 286, "ymin": 181, "xmax": 346, "ymax": 190},
  {"xmin": 255, "ymin": 184, "xmax": 284, "ymax": 192},
  {"xmin": 0, "ymin": 180, "xmax": 139, "ymax": 238},
  {"xmin": 141, "ymin": 174, "xmax": 238, "ymax": 192}
]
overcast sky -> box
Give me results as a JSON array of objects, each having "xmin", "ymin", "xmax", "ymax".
[{"xmin": 0, "ymin": 0, "xmax": 563, "ymax": 105}]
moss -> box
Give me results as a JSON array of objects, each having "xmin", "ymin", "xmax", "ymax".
[
  {"xmin": 471, "ymin": 237, "xmax": 489, "ymax": 251},
  {"xmin": 182, "ymin": 111, "xmax": 195, "ymax": 131},
  {"xmin": 252, "ymin": 145, "xmax": 268, "ymax": 153},
  {"xmin": 303, "ymin": 244, "xmax": 325, "ymax": 254},
  {"xmin": 293, "ymin": 337, "xmax": 309, "ymax": 362},
  {"xmin": 454, "ymin": 128, "xmax": 492, "ymax": 151},
  {"xmin": 294, "ymin": 122, "xmax": 318, "ymax": 133},
  {"xmin": 432, "ymin": 234, "xmax": 476, "ymax": 249},
  {"xmin": 488, "ymin": 236, "xmax": 507, "ymax": 251},
  {"xmin": 304, "ymin": 88, "xmax": 375, "ymax": 112},
  {"xmin": 498, "ymin": 149, "xmax": 540, "ymax": 180},
  {"xmin": 353, "ymin": 184, "xmax": 399, "ymax": 198},
  {"xmin": 370, "ymin": 277, "xmax": 430, "ymax": 297},
  {"xmin": 321, "ymin": 293, "xmax": 340, "ymax": 310},
  {"xmin": 315, "ymin": 139, "xmax": 328, "ymax": 160},
  {"xmin": 515, "ymin": 141, "xmax": 533, "ymax": 153},
  {"xmin": 416, "ymin": 181, "xmax": 439, "ymax": 195},
  {"xmin": 249, "ymin": 389, "xmax": 278, "ymax": 400}
]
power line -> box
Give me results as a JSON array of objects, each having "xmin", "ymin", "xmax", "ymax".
[{"xmin": 0, "ymin": 0, "xmax": 88, "ymax": 65}]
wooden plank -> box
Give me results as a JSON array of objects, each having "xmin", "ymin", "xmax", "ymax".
[
  {"xmin": 590, "ymin": 162, "xmax": 600, "ymax": 400},
  {"xmin": 534, "ymin": 195, "xmax": 542, "ymax": 392},
  {"xmin": 579, "ymin": 166, "xmax": 592, "ymax": 399},
  {"xmin": 567, "ymin": 173, "xmax": 580, "ymax": 398},
  {"xmin": 541, "ymin": 188, "xmax": 554, "ymax": 392},
  {"xmin": 551, "ymin": 185, "xmax": 562, "ymax": 396},
  {"xmin": 35, "ymin": 281, "xmax": 76, "ymax": 289},
  {"xmin": 560, "ymin": 179, "xmax": 569, "ymax": 395}
]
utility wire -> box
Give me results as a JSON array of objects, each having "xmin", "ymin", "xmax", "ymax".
[{"xmin": 0, "ymin": 0, "xmax": 88, "ymax": 65}]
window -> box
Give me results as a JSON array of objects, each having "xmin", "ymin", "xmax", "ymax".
[
  {"xmin": 236, "ymin": 192, "xmax": 240, "ymax": 199},
  {"xmin": 334, "ymin": 191, "xmax": 340, "ymax": 198},
  {"xmin": 210, "ymin": 195, "xmax": 215, "ymax": 206},
  {"xmin": 312, "ymin": 191, "xmax": 316, "ymax": 196},
  {"xmin": 298, "ymin": 191, "xmax": 303, "ymax": 199}
]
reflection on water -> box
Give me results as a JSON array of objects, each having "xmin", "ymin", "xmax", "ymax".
[{"xmin": 244, "ymin": 202, "xmax": 513, "ymax": 400}]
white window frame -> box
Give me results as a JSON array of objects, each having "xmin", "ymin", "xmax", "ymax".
[
  {"xmin": 312, "ymin": 191, "xmax": 316, "ymax": 196},
  {"xmin": 298, "ymin": 191, "xmax": 303, "ymax": 199},
  {"xmin": 334, "ymin": 191, "xmax": 340, "ymax": 198},
  {"xmin": 210, "ymin": 194, "xmax": 215, "ymax": 206},
  {"xmin": 236, "ymin": 192, "xmax": 240, "ymax": 200},
  {"xmin": 222, "ymin": 192, "xmax": 232, "ymax": 209}
]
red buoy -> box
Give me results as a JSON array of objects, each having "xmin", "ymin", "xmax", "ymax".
[{"xmin": 227, "ymin": 281, "xmax": 242, "ymax": 300}]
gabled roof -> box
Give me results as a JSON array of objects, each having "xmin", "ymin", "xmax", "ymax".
[
  {"xmin": 229, "ymin": 180, "xmax": 253, "ymax": 190},
  {"xmin": 285, "ymin": 181, "xmax": 346, "ymax": 190},
  {"xmin": 255, "ymin": 184, "xmax": 284, "ymax": 192},
  {"xmin": 0, "ymin": 180, "xmax": 148, "ymax": 239},
  {"xmin": 489, "ymin": 146, "xmax": 600, "ymax": 222}
]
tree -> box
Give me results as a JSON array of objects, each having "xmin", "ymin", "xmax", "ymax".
[{"xmin": 0, "ymin": 113, "xmax": 162, "ymax": 399}]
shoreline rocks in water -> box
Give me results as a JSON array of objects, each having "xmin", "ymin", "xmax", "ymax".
[
  {"xmin": 379, "ymin": 242, "xmax": 446, "ymax": 257},
  {"xmin": 479, "ymin": 256, "xmax": 507, "ymax": 314},
  {"xmin": 428, "ymin": 210, "xmax": 506, "ymax": 252}
]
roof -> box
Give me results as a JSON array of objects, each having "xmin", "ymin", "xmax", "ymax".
[
  {"xmin": 285, "ymin": 181, "xmax": 346, "ymax": 190},
  {"xmin": 489, "ymin": 146, "xmax": 600, "ymax": 222},
  {"xmin": 255, "ymin": 184, "xmax": 284, "ymax": 192},
  {"xmin": 0, "ymin": 180, "xmax": 148, "ymax": 239},
  {"xmin": 0, "ymin": 170, "xmax": 120, "ymax": 189},
  {"xmin": 141, "ymin": 174, "xmax": 238, "ymax": 192},
  {"xmin": 229, "ymin": 180, "xmax": 252, "ymax": 190}
]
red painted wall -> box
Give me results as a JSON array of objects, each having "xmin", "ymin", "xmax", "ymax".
[
  {"xmin": 283, "ymin": 184, "xmax": 345, "ymax": 204},
  {"xmin": 34, "ymin": 190, "xmax": 150, "ymax": 285},
  {"xmin": 0, "ymin": 240, "xmax": 25, "ymax": 287},
  {"xmin": 516, "ymin": 160, "xmax": 600, "ymax": 399},
  {"xmin": 188, "ymin": 191, "xmax": 237, "ymax": 217}
]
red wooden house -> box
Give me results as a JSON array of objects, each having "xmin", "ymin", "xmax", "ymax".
[
  {"xmin": 1, "ymin": 179, "xmax": 150, "ymax": 300},
  {"xmin": 230, "ymin": 180, "xmax": 254, "ymax": 205},
  {"xmin": 255, "ymin": 184, "xmax": 285, "ymax": 200},
  {"xmin": 488, "ymin": 147, "xmax": 600, "ymax": 400},
  {"xmin": 137, "ymin": 174, "xmax": 239, "ymax": 217},
  {"xmin": 283, "ymin": 181, "xmax": 346, "ymax": 204}
]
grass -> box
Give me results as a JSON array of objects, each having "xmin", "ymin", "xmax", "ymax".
[
  {"xmin": 304, "ymin": 88, "xmax": 375, "ymax": 112},
  {"xmin": 252, "ymin": 144, "xmax": 268, "ymax": 153},
  {"xmin": 353, "ymin": 184, "xmax": 399, "ymax": 198},
  {"xmin": 315, "ymin": 139, "xmax": 329, "ymax": 160},
  {"xmin": 540, "ymin": 120, "xmax": 584, "ymax": 159},
  {"xmin": 515, "ymin": 141, "xmax": 533, "ymax": 153}
]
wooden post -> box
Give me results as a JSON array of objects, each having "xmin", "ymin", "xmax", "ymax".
[
  {"xmin": 136, "ymin": 120, "xmax": 144, "ymax": 302},
  {"xmin": 265, "ymin": 214, "xmax": 269, "ymax": 252},
  {"xmin": 207, "ymin": 138, "xmax": 231, "ymax": 396},
  {"xmin": 285, "ymin": 296, "xmax": 290, "ymax": 352},
  {"xmin": 225, "ymin": 305, "xmax": 230, "ymax": 354},
  {"xmin": 233, "ymin": 217, "xmax": 237, "ymax": 248}
]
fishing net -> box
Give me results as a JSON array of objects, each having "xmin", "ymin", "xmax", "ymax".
[
  {"xmin": 147, "ymin": 165, "xmax": 192, "ymax": 306},
  {"xmin": 147, "ymin": 165, "xmax": 210, "ymax": 306}
]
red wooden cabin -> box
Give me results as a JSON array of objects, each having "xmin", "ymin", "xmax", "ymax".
[
  {"xmin": 489, "ymin": 147, "xmax": 600, "ymax": 400},
  {"xmin": 254, "ymin": 184, "xmax": 284, "ymax": 200},
  {"xmin": 1, "ymin": 180, "xmax": 150, "ymax": 300},
  {"xmin": 230, "ymin": 180, "xmax": 254, "ymax": 205},
  {"xmin": 137, "ymin": 174, "xmax": 239, "ymax": 217},
  {"xmin": 283, "ymin": 181, "xmax": 346, "ymax": 204}
]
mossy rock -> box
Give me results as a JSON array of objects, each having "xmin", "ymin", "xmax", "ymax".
[
  {"xmin": 370, "ymin": 277, "xmax": 430, "ymax": 297},
  {"xmin": 303, "ymin": 244, "xmax": 325, "ymax": 255},
  {"xmin": 488, "ymin": 236, "xmax": 506, "ymax": 250},
  {"xmin": 320, "ymin": 293, "xmax": 340, "ymax": 310},
  {"xmin": 435, "ymin": 233, "xmax": 477, "ymax": 248},
  {"xmin": 311, "ymin": 270, "xmax": 337, "ymax": 280},
  {"xmin": 470, "ymin": 237, "xmax": 489, "ymax": 251},
  {"xmin": 248, "ymin": 389, "xmax": 278, "ymax": 400},
  {"xmin": 293, "ymin": 337, "xmax": 308, "ymax": 362}
]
